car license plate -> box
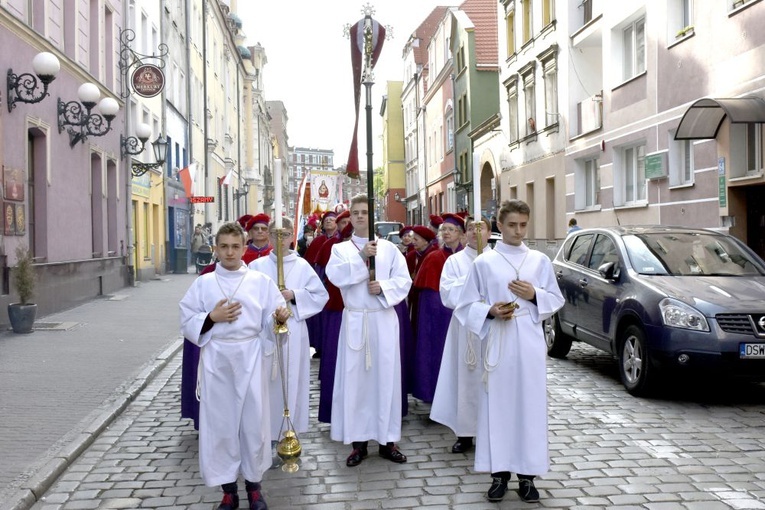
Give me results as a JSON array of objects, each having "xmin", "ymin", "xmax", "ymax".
[{"xmin": 740, "ymin": 344, "xmax": 765, "ymax": 358}]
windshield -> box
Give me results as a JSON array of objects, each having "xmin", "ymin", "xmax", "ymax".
[{"xmin": 623, "ymin": 232, "xmax": 765, "ymax": 276}]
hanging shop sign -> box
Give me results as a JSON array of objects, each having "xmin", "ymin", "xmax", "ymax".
[{"xmin": 131, "ymin": 64, "xmax": 165, "ymax": 98}]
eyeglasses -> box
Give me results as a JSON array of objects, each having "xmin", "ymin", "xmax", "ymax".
[
  {"xmin": 250, "ymin": 226, "xmax": 268, "ymax": 232},
  {"xmin": 441, "ymin": 227, "xmax": 461, "ymax": 234}
]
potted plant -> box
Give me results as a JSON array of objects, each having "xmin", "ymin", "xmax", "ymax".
[{"xmin": 8, "ymin": 245, "xmax": 37, "ymax": 333}]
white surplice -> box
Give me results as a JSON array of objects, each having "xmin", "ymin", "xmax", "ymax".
[
  {"xmin": 179, "ymin": 262, "xmax": 286, "ymax": 486},
  {"xmin": 249, "ymin": 250, "xmax": 329, "ymax": 439},
  {"xmin": 430, "ymin": 244, "xmax": 491, "ymax": 437},
  {"xmin": 456, "ymin": 242, "xmax": 564, "ymax": 476},
  {"xmin": 325, "ymin": 235, "xmax": 412, "ymax": 444}
]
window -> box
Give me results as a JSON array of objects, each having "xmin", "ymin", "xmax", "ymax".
[
  {"xmin": 588, "ymin": 235, "xmax": 618, "ymax": 271},
  {"xmin": 541, "ymin": 51, "xmax": 558, "ymax": 128},
  {"xmin": 505, "ymin": 10, "xmax": 516, "ymax": 57},
  {"xmin": 620, "ymin": 144, "xmax": 646, "ymax": 204},
  {"xmin": 506, "ymin": 80, "xmax": 519, "ymax": 143},
  {"xmin": 445, "ymin": 107, "xmax": 454, "ymax": 151},
  {"xmin": 522, "ymin": 0, "xmax": 532, "ymax": 44},
  {"xmin": 542, "ymin": 0, "xmax": 554, "ymax": 27},
  {"xmin": 622, "ymin": 17, "xmax": 646, "ymax": 81},
  {"xmin": 669, "ymin": 0, "xmax": 693, "ymax": 40},
  {"xmin": 575, "ymin": 157, "xmax": 600, "ymax": 210},
  {"xmin": 746, "ymin": 123, "xmax": 763, "ymax": 174},
  {"xmin": 582, "ymin": 0, "xmax": 593, "ymax": 24},
  {"xmin": 522, "ymin": 71, "xmax": 535, "ymax": 136},
  {"xmin": 669, "ymin": 130, "xmax": 693, "ymax": 186}
]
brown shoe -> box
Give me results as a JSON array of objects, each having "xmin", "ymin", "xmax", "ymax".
[{"xmin": 346, "ymin": 447, "xmax": 368, "ymax": 467}]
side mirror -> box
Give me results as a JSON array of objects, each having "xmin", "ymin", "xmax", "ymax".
[{"xmin": 598, "ymin": 261, "xmax": 620, "ymax": 280}]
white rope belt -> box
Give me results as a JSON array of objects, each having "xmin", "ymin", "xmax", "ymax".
[
  {"xmin": 345, "ymin": 307, "xmax": 384, "ymax": 371},
  {"xmin": 196, "ymin": 335, "xmax": 258, "ymax": 401},
  {"xmin": 463, "ymin": 331, "xmax": 478, "ymax": 370},
  {"xmin": 482, "ymin": 308, "xmax": 531, "ymax": 390}
]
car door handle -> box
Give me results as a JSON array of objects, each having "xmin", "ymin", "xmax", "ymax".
[{"xmin": 578, "ymin": 278, "xmax": 588, "ymax": 287}]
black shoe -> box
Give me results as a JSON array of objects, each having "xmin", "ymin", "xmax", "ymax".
[
  {"xmin": 346, "ymin": 447, "xmax": 368, "ymax": 467},
  {"xmin": 487, "ymin": 476, "xmax": 508, "ymax": 502},
  {"xmin": 518, "ymin": 479, "xmax": 539, "ymax": 503},
  {"xmin": 216, "ymin": 491, "xmax": 240, "ymax": 510},
  {"xmin": 312, "ymin": 350, "xmax": 321, "ymax": 359},
  {"xmin": 247, "ymin": 489, "xmax": 267, "ymax": 510},
  {"xmin": 451, "ymin": 436, "xmax": 473, "ymax": 453},
  {"xmin": 378, "ymin": 444, "xmax": 407, "ymax": 463}
]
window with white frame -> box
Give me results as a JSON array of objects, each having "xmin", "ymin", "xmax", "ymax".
[
  {"xmin": 622, "ymin": 17, "xmax": 646, "ymax": 81},
  {"xmin": 446, "ymin": 107, "xmax": 454, "ymax": 151},
  {"xmin": 541, "ymin": 53, "xmax": 558, "ymax": 128},
  {"xmin": 669, "ymin": 130, "xmax": 694, "ymax": 186},
  {"xmin": 746, "ymin": 123, "xmax": 763, "ymax": 174},
  {"xmin": 522, "ymin": 70, "xmax": 536, "ymax": 136},
  {"xmin": 542, "ymin": 0, "xmax": 554, "ymax": 26},
  {"xmin": 575, "ymin": 157, "xmax": 600, "ymax": 210},
  {"xmin": 506, "ymin": 79, "xmax": 519, "ymax": 143},
  {"xmin": 618, "ymin": 143, "xmax": 647, "ymax": 205},
  {"xmin": 522, "ymin": 0, "xmax": 532, "ymax": 44},
  {"xmin": 668, "ymin": 0, "xmax": 693, "ymax": 40},
  {"xmin": 505, "ymin": 8, "xmax": 516, "ymax": 57}
]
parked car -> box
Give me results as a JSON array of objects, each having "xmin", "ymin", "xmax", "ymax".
[
  {"xmin": 487, "ymin": 232, "xmax": 502, "ymax": 248},
  {"xmin": 374, "ymin": 221, "xmax": 404, "ymax": 239},
  {"xmin": 386, "ymin": 232, "xmax": 406, "ymax": 253},
  {"xmin": 546, "ymin": 226, "xmax": 765, "ymax": 396}
]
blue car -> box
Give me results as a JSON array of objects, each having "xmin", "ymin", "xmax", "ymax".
[{"xmin": 547, "ymin": 226, "xmax": 765, "ymax": 396}]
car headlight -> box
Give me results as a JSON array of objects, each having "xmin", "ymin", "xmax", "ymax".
[{"xmin": 659, "ymin": 298, "xmax": 709, "ymax": 331}]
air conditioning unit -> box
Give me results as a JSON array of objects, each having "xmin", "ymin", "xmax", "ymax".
[{"xmin": 578, "ymin": 91, "xmax": 603, "ymax": 134}]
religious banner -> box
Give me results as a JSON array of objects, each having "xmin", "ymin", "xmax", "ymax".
[{"xmin": 309, "ymin": 171, "xmax": 339, "ymax": 213}]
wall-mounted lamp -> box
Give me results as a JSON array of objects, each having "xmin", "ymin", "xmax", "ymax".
[
  {"xmin": 131, "ymin": 134, "xmax": 168, "ymax": 177},
  {"xmin": 58, "ymin": 83, "xmax": 120, "ymax": 147},
  {"xmin": 120, "ymin": 122, "xmax": 152, "ymax": 159},
  {"xmin": 233, "ymin": 181, "xmax": 250, "ymax": 200},
  {"xmin": 7, "ymin": 51, "xmax": 60, "ymax": 113},
  {"xmin": 453, "ymin": 169, "xmax": 462, "ymax": 186},
  {"xmin": 394, "ymin": 192, "xmax": 406, "ymax": 203}
]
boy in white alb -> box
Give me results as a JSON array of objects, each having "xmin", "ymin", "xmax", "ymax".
[{"xmin": 180, "ymin": 222, "xmax": 290, "ymax": 510}]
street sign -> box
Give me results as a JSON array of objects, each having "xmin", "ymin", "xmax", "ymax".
[{"xmin": 190, "ymin": 196, "xmax": 215, "ymax": 203}]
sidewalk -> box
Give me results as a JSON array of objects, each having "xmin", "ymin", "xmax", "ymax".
[{"xmin": 0, "ymin": 273, "xmax": 195, "ymax": 510}]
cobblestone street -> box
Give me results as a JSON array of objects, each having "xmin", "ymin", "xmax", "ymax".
[{"xmin": 25, "ymin": 341, "xmax": 765, "ymax": 510}]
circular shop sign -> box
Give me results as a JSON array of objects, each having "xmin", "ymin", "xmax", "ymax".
[{"xmin": 131, "ymin": 64, "xmax": 165, "ymax": 98}]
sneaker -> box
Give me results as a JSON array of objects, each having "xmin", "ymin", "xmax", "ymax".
[
  {"xmin": 247, "ymin": 489, "xmax": 268, "ymax": 510},
  {"xmin": 216, "ymin": 491, "xmax": 239, "ymax": 510},
  {"xmin": 518, "ymin": 479, "xmax": 539, "ymax": 503},
  {"xmin": 487, "ymin": 477, "xmax": 508, "ymax": 502}
]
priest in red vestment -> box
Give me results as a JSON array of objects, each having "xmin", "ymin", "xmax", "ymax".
[
  {"xmin": 241, "ymin": 213, "xmax": 272, "ymax": 264},
  {"xmin": 303, "ymin": 210, "xmax": 338, "ymax": 266}
]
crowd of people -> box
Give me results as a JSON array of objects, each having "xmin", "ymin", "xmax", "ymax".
[{"xmin": 179, "ymin": 196, "xmax": 564, "ymax": 509}]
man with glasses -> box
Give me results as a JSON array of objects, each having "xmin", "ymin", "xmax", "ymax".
[{"xmin": 242, "ymin": 214, "xmax": 273, "ymax": 265}]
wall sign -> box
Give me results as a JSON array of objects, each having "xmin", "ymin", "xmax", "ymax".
[{"xmin": 131, "ymin": 64, "xmax": 165, "ymax": 98}]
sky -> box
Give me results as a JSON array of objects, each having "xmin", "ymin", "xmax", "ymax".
[{"xmin": 236, "ymin": 1, "xmax": 459, "ymax": 169}]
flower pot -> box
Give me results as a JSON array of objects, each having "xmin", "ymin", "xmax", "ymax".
[{"xmin": 8, "ymin": 303, "xmax": 37, "ymax": 334}]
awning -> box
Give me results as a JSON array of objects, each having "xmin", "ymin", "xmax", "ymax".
[{"xmin": 674, "ymin": 97, "xmax": 765, "ymax": 140}]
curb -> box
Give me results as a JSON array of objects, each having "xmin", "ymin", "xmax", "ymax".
[{"xmin": 1, "ymin": 337, "xmax": 184, "ymax": 510}]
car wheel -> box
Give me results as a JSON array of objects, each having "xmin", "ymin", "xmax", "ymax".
[
  {"xmin": 618, "ymin": 325, "xmax": 653, "ymax": 396},
  {"xmin": 546, "ymin": 313, "xmax": 573, "ymax": 359}
]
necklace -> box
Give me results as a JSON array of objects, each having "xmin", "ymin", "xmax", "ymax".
[
  {"xmin": 214, "ymin": 269, "xmax": 247, "ymax": 304},
  {"xmin": 496, "ymin": 248, "xmax": 528, "ymax": 280}
]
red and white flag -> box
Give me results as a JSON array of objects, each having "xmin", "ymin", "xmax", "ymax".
[
  {"xmin": 346, "ymin": 16, "xmax": 386, "ymax": 179},
  {"xmin": 221, "ymin": 168, "xmax": 234, "ymax": 186},
  {"xmin": 177, "ymin": 163, "xmax": 197, "ymax": 198}
]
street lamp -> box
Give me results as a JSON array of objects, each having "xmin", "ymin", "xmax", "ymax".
[
  {"xmin": 453, "ymin": 168, "xmax": 462, "ymax": 186},
  {"xmin": 233, "ymin": 181, "xmax": 250, "ymax": 200},
  {"xmin": 58, "ymin": 83, "xmax": 120, "ymax": 147},
  {"xmin": 131, "ymin": 134, "xmax": 168, "ymax": 177},
  {"xmin": 394, "ymin": 192, "xmax": 406, "ymax": 203},
  {"xmin": 6, "ymin": 51, "xmax": 60, "ymax": 113},
  {"xmin": 120, "ymin": 122, "xmax": 152, "ymax": 159}
]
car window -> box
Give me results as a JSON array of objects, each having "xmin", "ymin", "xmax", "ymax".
[
  {"xmin": 567, "ymin": 233, "xmax": 594, "ymax": 267},
  {"xmin": 625, "ymin": 232, "xmax": 765, "ymax": 276},
  {"xmin": 588, "ymin": 234, "xmax": 619, "ymax": 270}
]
